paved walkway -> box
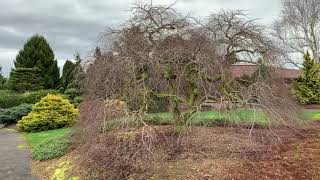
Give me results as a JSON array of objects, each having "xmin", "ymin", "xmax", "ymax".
[{"xmin": 0, "ymin": 129, "xmax": 34, "ymax": 180}]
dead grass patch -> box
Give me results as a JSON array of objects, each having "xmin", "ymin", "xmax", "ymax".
[{"xmin": 32, "ymin": 150, "xmax": 93, "ymax": 180}]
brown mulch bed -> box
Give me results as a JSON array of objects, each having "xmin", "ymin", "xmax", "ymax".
[
  {"xmin": 33, "ymin": 123, "xmax": 320, "ymax": 179},
  {"xmin": 301, "ymin": 104, "xmax": 320, "ymax": 109},
  {"xmin": 225, "ymin": 123, "xmax": 320, "ymax": 179},
  {"xmin": 144, "ymin": 124, "xmax": 320, "ymax": 180}
]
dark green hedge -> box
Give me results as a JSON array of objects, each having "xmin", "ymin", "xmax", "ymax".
[
  {"xmin": 7, "ymin": 68, "xmax": 44, "ymax": 92},
  {"xmin": 0, "ymin": 90, "xmax": 59, "ymax": 109},
  {"xmin": 0, "ymin": 90, "xmax": 25, "ymax": 108},
  {"xmin": 0, "ymin": 104, "xmax": 33, "ymax": 124}
]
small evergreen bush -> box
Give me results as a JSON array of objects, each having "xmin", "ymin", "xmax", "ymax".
[
  {"xmin": 0, "ymin": 90, "xmax": 59, "ymax": 109},
  {"xmin": 23, "ymin": 89, "xmax": 59, "ymax": 104},
  {"xmin": 293, "ymin": 52, "xmax": 320, "ymax": 104},
  {"xmin": 0, "ymin": 104, "xmax": 33, "ymax": 124},
  {"xmin": 32, "ymin": 136, "xmax": 71, "ymax": 161},
  {"xmin": 17, "ymin": 94, "xmax": 79, "ymax": 132},
  {"xmin": 63, "ymin": 88, "xmax": 84, "ymax": 106},
  {"xmin": 73, "ymin": 96, "xmax": 85, "ymax": 106},
  {"xmin": 64, "ymin": 88, "xmax": 79, "ymax": 100},
  {"xmin": 0, "ymin": 90, "xmax": 25, "ymax": 108}
]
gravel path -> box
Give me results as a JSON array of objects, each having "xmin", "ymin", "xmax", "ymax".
[{"xmin": 0, "ymin": 128, "xmax": 34, "ymax": 180}]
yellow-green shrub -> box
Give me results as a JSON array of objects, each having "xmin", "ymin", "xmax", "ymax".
[{"xmin": 18, "ymin": 94, "xmax": 79, "ymax": 132}]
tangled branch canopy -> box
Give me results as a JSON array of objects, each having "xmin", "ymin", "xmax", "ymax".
[{"xmin": 84, "ymin": 2, "xmax": 298, "ymax": 126}]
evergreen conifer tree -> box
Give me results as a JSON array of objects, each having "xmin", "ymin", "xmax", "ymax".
[
  {"xmin": 0, "ymin": 67, "xmax": 7, "ymax": 90},
  {"xmin": 293, "ymin": 52, "xmax": 320, "ymax": 104},
  {"xmin": 67, "ymin": 52, "xmax": 85, "ymax": 91},
  {"xmin": 61, "ymin": 60, "xmax": 76, "ymax": 89},
  {"xmin": 14, "ymin": 34, "xmax": 60, "ymax": 89},
  {"xmin": 8, "ymin": 68, "xmax": 44, "ymax": 92}
]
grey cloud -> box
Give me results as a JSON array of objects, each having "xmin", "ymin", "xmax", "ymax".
[{"xmin": 0, "ymin": 0, "xmax": 281, "ymax": 77}]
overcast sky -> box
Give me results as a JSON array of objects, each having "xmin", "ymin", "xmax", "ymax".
[{"xmin": 0, "ymin": 0, "xmax": 282, "ymax": 77}]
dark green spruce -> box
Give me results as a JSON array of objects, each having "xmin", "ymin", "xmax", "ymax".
[
  {"xmin": 61, "ymin": 60, "xmax": 77, "ymax": 89},
  {"xmin": 13, "ymin": 34, "xmax": 60, "ymax": 89}
]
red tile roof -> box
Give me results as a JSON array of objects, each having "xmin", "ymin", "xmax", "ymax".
[{"xmin": 230, "ymin": 65, "xmax": 302, "ymax": 79}]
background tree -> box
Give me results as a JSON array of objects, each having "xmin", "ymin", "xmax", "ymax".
[
  {"xmin": 61, "ymin": 53, "xmax": 85, "ymax": 105},
  {"xmin": 67, "ymin": 52, "xmax": 85, "ymax": 91},
  {"xmin": 274, "ymin": 0, "xmax": 320, "ymax": 66},
  {"xmin": 293, "ymin": 52, "xmax": 320, "ymax": 104},
  {"xmin": 206, "ymin": 10, "xmax": 278, "ymax": 66},
  {"xmin": 61, "ymin": 60, "xmax": 76, "ymax": 89},
  {"xmin": 7, "ymin": 68, "xmax": 44, "ymax": 92},
  {"xmin": 0, "ymin": 67, "xmax": 7, "ymax": 90},
  {"xmin": 14, "ymin": 34, "xmax": 60, "ymax": 89}
]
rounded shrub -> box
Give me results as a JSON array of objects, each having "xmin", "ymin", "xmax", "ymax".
[
  {"xmin": 64, "ymin": 88, "xmax": 79, "ymax": 99},
  {"xmin": 17, "ymin": 94, "xmax": 79, "ymax": 132},
  {"xmin": 73, "ymin": 96, "xmax": 85, "ymax": 106},
  {"xmin": 0, "ymin": 90, "xmax": 24, "ymax": 108},
  {"xmin": 0, "ymin": 104, "xmax": 33, "ymax": 125},
  {"xmin": 23, "ymin": 89, "xmax": 59, "ymax": 104}
]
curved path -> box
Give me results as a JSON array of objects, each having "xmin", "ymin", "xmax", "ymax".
[{"xmin": 0, "ymin": 128, "xmax": 34, "ymax": 180}]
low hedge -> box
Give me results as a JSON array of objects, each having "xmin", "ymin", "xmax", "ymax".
[
  {"xmin": 23, "ymin": 89, "xmax": 59, "ymax": 104},
  {"xmin": 18, "ymin": 94, "xmax": 79, "ymax": 132},
  {"xmin": 0, "ymin": 104, "xmax": 33, "ymax": 124},
  {"xmin": 0, "ymin": 89, "xmax": 59, "ymax": 109},
  {"xmin": 0, "ymin": 90, "xmax": 24, "ymax": 109}
]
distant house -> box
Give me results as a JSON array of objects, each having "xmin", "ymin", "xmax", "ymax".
[{"xmin": 230, "ymin": 65, "xmax": 302, "ymax": 83}]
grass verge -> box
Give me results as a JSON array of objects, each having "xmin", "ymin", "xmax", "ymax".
[
  {"xmin": 301, "ymin": 109, "xmax": 320, "ymax": 121},
  {"xmin": 25, "ymin": 128, "xmax": 72, "ymax": 161},
  {"xmin": 104, "ymin": 108, "xmax": 320, "ymax": 131},
  {"xmin": 145, "ymin": 109, "xmax": 268, "ymax": 126},
  {"xmin": 103, "ymin": 109, "xmax": 269, "ymax": 131}
]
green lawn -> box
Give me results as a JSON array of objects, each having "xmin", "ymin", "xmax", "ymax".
[
  {"xmin": 103, "ymin": 108, "xmax": 320, "ymax": 131},
  {"xmin": 25, "ymin": 128, "xmax": 71, "ymax": 147},
  {"xmin": 24, "ymin": 128, "xmax": 72, "ymax": 160},
  {"xmin": 301, "ymin": 109, "xmax": 320, "ymax": 121},
  {"xmin": 145, "ymin": 109, "xmax": 268, "ymax": 126},
  {"xmin": 145, "ymin": 109, "xmax": 320, "ymax": 127}
]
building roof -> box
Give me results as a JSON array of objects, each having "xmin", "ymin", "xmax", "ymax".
[{"xmin": 230, "ymin": 65, "xmax": 302, "ymax": 79}]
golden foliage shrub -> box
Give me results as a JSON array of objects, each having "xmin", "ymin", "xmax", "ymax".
[{"xmin": 18, "ymin": 94, "xmax": 79, "ymax": 132}]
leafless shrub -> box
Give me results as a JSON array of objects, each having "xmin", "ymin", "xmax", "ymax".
[
  {"xmin": 75, "ymin": 2, "xmax": 303, "ymax": 179},
  {"xmin": 74, "ymin": 100, "xmax": 185, "ymax": 179}
]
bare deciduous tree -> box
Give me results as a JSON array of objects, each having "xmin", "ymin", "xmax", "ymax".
[
  {"xmin": 76, "ymin": 2, "xmax": 303, "ymax": 178},
  {"xmin": 206, "ymin": 10, "xmax": 278, "ymax": 66},
  {"xmin": 84, "ymin": 2, "xmax": 299, "ymax": 129},
  {"xmin": 274, "ymin": 0, "xmax": 320, "ymax": 65}
]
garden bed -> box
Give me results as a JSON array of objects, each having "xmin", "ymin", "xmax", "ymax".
[
  {"xmin": 30, "ymin": 109, "xmax": 320, "ymax": 179},
  {"xmin": 50, "ymin": 122, "xmax": 320, "ymax": 179}
]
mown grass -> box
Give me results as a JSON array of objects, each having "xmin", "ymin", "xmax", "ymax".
[
  {"xmin": 103, "ymin": 109, "xmax": 269, "ymax": 131},
  {"xmin": 104, "ymin": 108, "xmax": 320, "ymax": 131},
  {"xmin": 25, "ymin": 128, "xmax": 72, "ymax": 161},
  {"xmin": 145, "ymin": 109, "xmax": 268, "ymax": 126},
  {"xmin": 26, "ymin": 128, "xmax": 71, "ymax": 146},
  {"xmin": 301, "ymin": 109, "xmax": 320, "ymax": 121}
]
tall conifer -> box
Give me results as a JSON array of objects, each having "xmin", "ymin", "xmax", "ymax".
[{"xmin": 14, "ymin": 34, "xmax": 60, "ymax": 89}]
